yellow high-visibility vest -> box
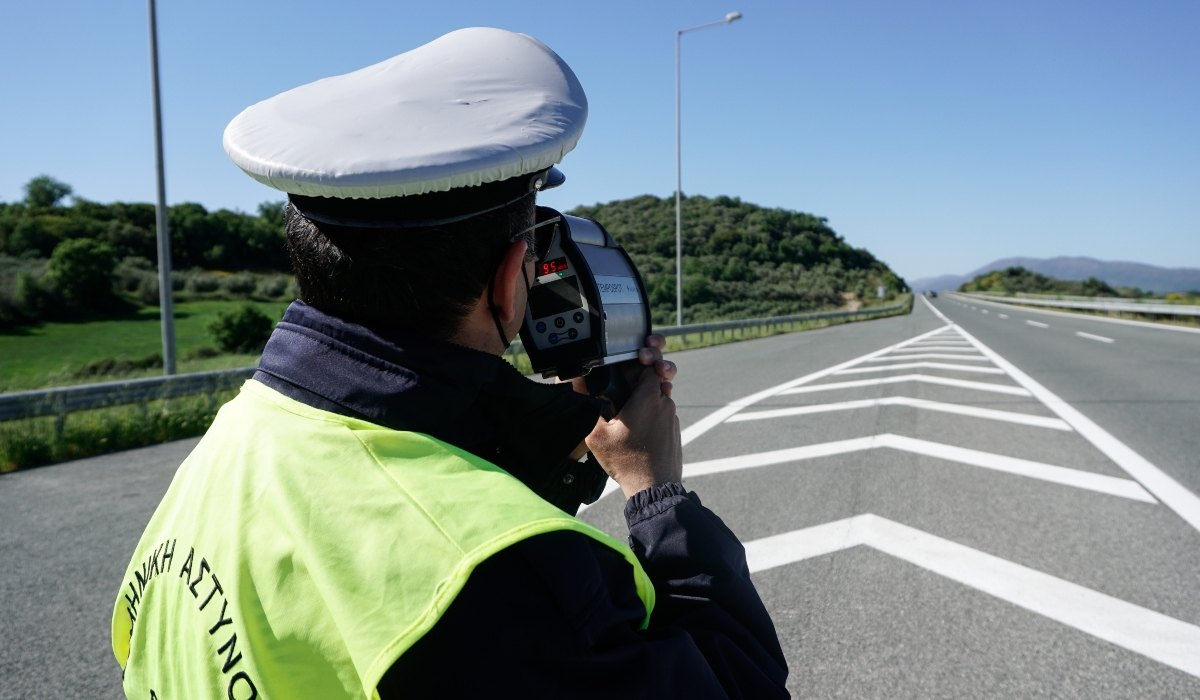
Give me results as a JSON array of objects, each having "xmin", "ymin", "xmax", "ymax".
[{"xmin": 112, "ymin": 380, "xmax": 654, "ymax": 700}]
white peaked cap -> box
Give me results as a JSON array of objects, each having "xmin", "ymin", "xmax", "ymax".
[{"xmin": 223, "ymin": 27, "xmax": 587, "ymax": 200}]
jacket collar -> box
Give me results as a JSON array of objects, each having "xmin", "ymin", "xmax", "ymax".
[{"xmin": 253, "ymin": 301, "xmax": 607, "ymax": 511}]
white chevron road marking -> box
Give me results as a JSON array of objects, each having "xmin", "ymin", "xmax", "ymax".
[
  {"xmin": 745, "ymin": 514, "xmax": 1200, "ymax": 678},
  {"xmin": 779, "ymin": 374, "xmax": 1031, "ymax": 397},
  {"xmin": 728, "ymin": 396, "xmax": 1071, "ymax": 430},
  {"xmin": 834, "ymin": 362, "xmax": 1005, "ymax": 376},
  {"xmin": 677, "ymin": 326, "xmax": 953, "ymax": 448},
  {"xmin": 682, "ymin": 434, "xmax": 1154, "ymax": 502},
  {"xmin": 864, "ymin": 354, "xmax": 992, "ymax": 362},
  {"xmin": 888, "ymin": 346, "xmax": 981, "ymax": 354}
]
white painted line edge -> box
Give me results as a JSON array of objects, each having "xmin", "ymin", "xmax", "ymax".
[
  {"xmin": 1025, "ymin": 320, "xmax": 1050, "ymax": 328},
  {"xmin": 1076, "ymin": 331, "xmax": 1114, "ymax": 344},
  {"xmin": 952, "ymin": 324, "xmax": 1200, "ymax": 533}
]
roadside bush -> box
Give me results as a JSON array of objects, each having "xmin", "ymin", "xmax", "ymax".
[
  {"xmin": 208, "ymin": 303, "xmax": 274, "ymax": 353},
  {"xmin": 45, "ymin": 238, "xmax": 117, "ymax": 309},
  {"xmin": 14, "ymin": 269, "xmax": 53, "ymax": 317},
  {"xmin": 185, "ymin": 272, "xmax": 221, "ymax": 293},
  {"xmin": 136, "ymin": 276, "xmax": 160, "ymax": 305},
  {"xmin": 255, "ymin": 275, "xmax": 288, "ymax": 298},
  {"xmin": 222, "ymin": 272, "xmax": 257, "ymax": 295}
]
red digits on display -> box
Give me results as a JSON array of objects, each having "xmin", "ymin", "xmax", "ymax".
[{"xmin": 538, "ymin": 257, "xmax": 569, "ymax": 276}]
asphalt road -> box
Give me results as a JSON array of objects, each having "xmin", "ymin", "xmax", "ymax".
[{"xmin": 3, "ymin": 299, "xmax": 1199, "ymax": 698}]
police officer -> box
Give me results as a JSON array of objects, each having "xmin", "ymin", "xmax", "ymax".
[{"xmin": 113, "ymin": 28, "xmax": 788, "ymax": 699}]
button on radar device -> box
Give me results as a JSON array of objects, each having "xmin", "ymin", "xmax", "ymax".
[{"xmin": 519, "ymin": 207, "xmax": 651, "ymax": 415}]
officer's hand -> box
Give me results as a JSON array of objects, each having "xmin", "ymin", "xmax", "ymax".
[{"xmin": 584, "ymin": 342, "xmax": 682, "ymax": 499}]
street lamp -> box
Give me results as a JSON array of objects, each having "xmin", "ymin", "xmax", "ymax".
[
  {"xmin": 147, "ymin": 0, "xmax": 176, "ymax": 374},
  {"xmin": 675, "ymin": 11, "xmax": 741, "ymax": 326}
]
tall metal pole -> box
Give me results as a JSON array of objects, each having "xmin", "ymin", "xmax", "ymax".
[
  {"xmin": 674, "ymin": 13, "xmax": 742, "ymax": 328},
  {"xmin": 148, "ymin": 0, "xmax": 176, "ymax": 375},
  {"xmin": 675, "ymin": 31, "xmax": 683, "ymax": 327}
]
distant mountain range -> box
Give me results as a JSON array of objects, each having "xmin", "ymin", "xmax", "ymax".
[{"xmin": 910, "ymin": 257, "xmax": 1200, "ymax": 294}]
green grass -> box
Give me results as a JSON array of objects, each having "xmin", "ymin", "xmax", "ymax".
[{"xmin": 0, "ymin": 300, "xmax": 289, "ymax": 391}]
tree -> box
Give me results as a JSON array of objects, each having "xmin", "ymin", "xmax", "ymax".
[
  {"xmin": 24, "ymin": 175, "xmax": 73, "ymax": 208},
  {"xmin": 46, "ymin": 238, "xmax": 117, "ymax": 309}
]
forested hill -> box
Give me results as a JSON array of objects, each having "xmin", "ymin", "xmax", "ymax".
[
  {"xmin": 568, "ymin": 195, "xmax": 905, "ymax": 324},
  {"xmin": 1, "ymin": 177, "xmax": 904, "ymax": 327}
]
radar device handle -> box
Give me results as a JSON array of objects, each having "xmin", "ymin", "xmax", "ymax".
[{"xmin": 584, "ymin": 361, "xmax": 640, "ymax": 419}]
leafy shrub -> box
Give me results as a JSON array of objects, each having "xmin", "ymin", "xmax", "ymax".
[
  {"xmin": 222, "ymin": 272, "xmax": 257, "ymax": 295},
  {"xmin": 136, "ymin": 275, "xmax": 160, "ymax": 305},
  {"xmin": 256, "ymin": 275, "xmax": 288, "ymax": 298},
  {"xmin": 45, "ymin": 238, "xmax": 117, "ymax": 309},
  {"xmin": 185, "ymin": 272, "xmax": 221, "ymax": 293},
  {"xmin": 208, "ymin": 303, "xmax": 275, "ymax": 353},
  {"xmin": 14, "ymin": 269, "xmax": 52, "ymax": 317}
]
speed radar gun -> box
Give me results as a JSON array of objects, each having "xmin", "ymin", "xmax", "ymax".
[{"xmin": 519, "ymin": 206, "xmax": 651, "ymax": 416}]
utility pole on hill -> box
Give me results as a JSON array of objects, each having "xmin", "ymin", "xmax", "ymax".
[
  {"xmin": 148, "ymin": 0, "xmax": 176, "ymax": 374},
  {"xmin": 676, "ymin": 11, "xmax": 741, "ymax": 327}
]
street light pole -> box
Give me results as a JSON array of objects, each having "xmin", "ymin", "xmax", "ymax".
[
  {"xmin": 147, "ymin": 0, "xmax": 176, "ymax": 375},
  {"xmin": 675, "ymin": 11, "xmax": 741, "ymax": 327}
]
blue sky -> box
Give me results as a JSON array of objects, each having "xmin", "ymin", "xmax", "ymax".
[{"xmin": 1, "ymin": 1, "xmax": 1196, "ymax": 280}]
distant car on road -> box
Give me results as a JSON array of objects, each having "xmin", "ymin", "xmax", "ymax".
[{"xmin": 925, "ymin": 291, "xmax": 938, "ymax": 298}]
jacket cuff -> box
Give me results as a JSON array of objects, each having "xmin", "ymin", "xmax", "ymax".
[{"xmin": 623, "ymin": 482, "xmax": 690, "ymax": 528}]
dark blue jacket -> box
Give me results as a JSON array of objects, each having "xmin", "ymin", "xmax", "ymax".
[{"xmin": 254, "ymin": 302, "xmax": 789, "ymax": 698}]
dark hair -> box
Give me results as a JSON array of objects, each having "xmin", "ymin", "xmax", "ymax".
[{"xmin": 285, "ymin": 194, "xmax": 535, "ymax": 340}]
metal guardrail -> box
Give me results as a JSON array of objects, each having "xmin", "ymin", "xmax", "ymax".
[
  {"xmin": 1, "ymin": 297, "xmax": 911, "ymax": 423},
  {"xmin": 0, "ymin": 367, "xmax": 256, "ymax": 423},
  {"xmin": 955, "ymin": 292, "xmax": 1200, "ymax": 317}
]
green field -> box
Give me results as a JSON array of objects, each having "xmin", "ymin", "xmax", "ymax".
[{"xmin": 0, "ymin": 300, "xmax": 290, "ymax": 391}]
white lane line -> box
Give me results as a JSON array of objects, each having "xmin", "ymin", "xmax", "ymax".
[
  {"xmin": 1076, "ymin": 331, "xmax": 1115, "ymax": 344},
  {"xmin": 745, "ymin": 514, "xmax": 1200, "ymax": 678},
  {"xmin": 999, "ymin": 314, "xmax": 1009, "ymax": 319},
  {"xmin": 923, "ymin": 299, "xmax": 953, "ymax": 324},
  {"xmin": 678, "ymin": 325, "xmax": 952, "ymax": 447},
  {"xmin": 728, "ymin": 396, "xmax": 1072, "ymax": 431},
  {"xmin": 889, "ymin": 347, "xmax": 982, "ymax": 354},
  {"xmin": 953, "ymin": 324, "xmax": 1200, "ymax": 534},
  {"xmin": 835, "ymin": 362, "xmax": 1005, "ymax": 376},
  {"xmin": 683, "ymin": 434, "xmax": 1154, "ymax": 502},
  {"xmin": 982, "ymin": 309, "xmax": 989, "ymax": 314},
  {"xmin": 1025, "ymin": 320, "xmax": 1050, "ymax": 328},
  {"xmin": 946, "ymin": 293, "xmax": 1200, "ymax": 335},
  {"xmin": 780, "ymin": 374, "xmax": 1032, "ymax": 397},
  {"xmin": 864, "ymin": 354, "xmax": 993, "ymax": 362}
]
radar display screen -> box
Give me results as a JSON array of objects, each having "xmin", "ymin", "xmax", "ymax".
[{"xmin": 528, "ymin": 278, "xmax": 583, "ymax": 317}]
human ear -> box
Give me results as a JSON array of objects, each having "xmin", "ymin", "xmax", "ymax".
[{"xmin": 492, "ymin": 240, "xmax": 529, "ymax": 324}]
